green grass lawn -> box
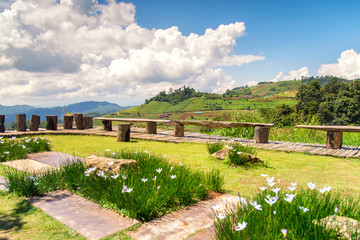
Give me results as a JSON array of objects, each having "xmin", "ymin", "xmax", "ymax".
[{"xmin": 1, "ymin": 134, "xmax": 360, "ymax": 239}]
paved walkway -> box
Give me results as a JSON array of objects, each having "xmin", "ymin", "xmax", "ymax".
[
  {"xmin": 1, "ymin": 127, "xmax": 360, "ymax": 158},
  {"xmin": 29, "ymin": 190, "xmax": 139, "ymax": 240}
]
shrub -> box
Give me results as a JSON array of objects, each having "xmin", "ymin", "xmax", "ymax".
[
  {"xmin": 226, "ymin": 142, "xmax": 258, "ymax": 166},
  {"xmin": 206, "ymin": 141, "xmax": 224, "ymax": 154}
]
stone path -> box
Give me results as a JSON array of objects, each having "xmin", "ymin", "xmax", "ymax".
[
  {"xmin": 128, "ymin": 194, "xmax": 237, "ymax": 240},
  {"xmin": 28, "ymin": 190, "xmax": 139, "ymax": 240},
  {"xmin": 0, "ymin": 176, "xmax": 8, "ymax": 191},
  {"xmin": 1, "ymin": 127, "xmax": 360, "ymax": 158}
]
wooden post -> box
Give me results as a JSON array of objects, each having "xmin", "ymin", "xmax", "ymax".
[
  {"xmin": 146, "ymin": 121, "xmax": 157, "ymax": 134},
  {"xmin": 174, "ymin": 122, "xmax": 184, "ymax": 137},
  {"xmin": 83, "ymin": 116, "xmax": 93, "ymax": 129},
  {"xmin": 327, "ymin": 131, "xmax": 342, "ymax": 149},
  {"xmin": 16, "ymin": 114, "xmax": 27, "ymax": 132},
  {"xmin": 46, "ymin": 115, "xmax": 58, "ymax": 130},
  {"xmin": 74, "ymin": 113, "xmax": 84, "ymax": 130},
  {"xmin": 102, "ymin": 120, "xmax": 112, "ymax": 131},
  {"xmin": 117, "ymin": 124, "xmax": 130, "ymax": 142},
  {"xmin": 0, "ymin": 115, "xmax": 5, "ymax": 133},
  {"xmin": 30, "ymin": 115, "xmax": 40, "ymax": 131},
  {"xmin": 63, "ymin": 114, "xmax": 73, "ymax": 129},
  {"xmin": 254, "ymin": 126, "xmax": 270, "ymax": 143}
]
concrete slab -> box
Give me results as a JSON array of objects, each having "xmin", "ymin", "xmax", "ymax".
[
  {"xmin": 2, "ymin": 159, "xmax": 56, "ymax": 173},
  {"xmin": 28, "ymin": 151, "xmax": 84, "ymax": 167},
  {"xmin": 28, "ymin": 190, "xmax": 139, "ymax": 240},
  {"xmin": 128, "ymin": 194, "xmax": 237, "ymax": 240},
  {"xmin": 0, "ymin": 176, "xmax": 8, "ymax": 191}
]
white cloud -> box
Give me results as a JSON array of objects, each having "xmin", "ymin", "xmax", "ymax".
[
  {"xmin": 282, "ymin": 66, "xmax": 310, "ymax": 80},
  {"xmin": 318, "ymin": 49, "xmax": 360, "ymax": 79},
  {"xmin": 270, "ymin": 71, "xmax": 283, "ymax": 82},
  {"xmin": 0, "ymin": 0, "xmax": 264, "ymax": 106},
  {"xmin": 244, "ymin": 81, "xmax": 257, "ymax": 87}
]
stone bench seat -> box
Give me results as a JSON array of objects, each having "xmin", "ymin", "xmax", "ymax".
[{"xmin": 295, "ymin": 125, "xmax": 360, "ymax": 149}]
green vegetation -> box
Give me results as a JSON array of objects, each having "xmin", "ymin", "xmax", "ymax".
[
  {"xmin": 226, "ymin": 142, "xmax": 258, "ymax": 167},
  {"xmin": 206, "ymin": 141, "xmax": 224, "ymax": 154},
  {"xmin": 0, "ymin": 136, "xmax": 51, "ymax": 162},
  {"xmin": 4, "ymin": 149, "xmax": 224, "ymax": 222},
  {"xmin": 215, "ymin": 178, "xmax": 360, "ymax": 239}
]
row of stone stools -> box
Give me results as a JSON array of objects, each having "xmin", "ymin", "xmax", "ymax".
[{"xmin": 0, "ymin": 113, "xmax": 93, "ymax": 133}]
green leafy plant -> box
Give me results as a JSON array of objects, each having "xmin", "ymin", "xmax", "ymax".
[
  {"xmin": 214, "ymin": 176, "xmax": 360, "ymax": 239},
  {"xmin": 206, "ymin": 141, "xmax": 224, "ymax": 154}
]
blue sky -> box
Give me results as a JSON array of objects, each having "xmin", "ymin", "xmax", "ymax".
[
  {"xmin": 0, "ymin": 0, "xmax": 359, "ymax": 106},
  {"xmin": 123, "ymin": 0, "xmax": 360, "ymax": 82}
]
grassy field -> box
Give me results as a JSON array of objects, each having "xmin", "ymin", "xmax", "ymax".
[{"xmin": 1, "ymin": 134, "xmax": 359, "ymax": 239}]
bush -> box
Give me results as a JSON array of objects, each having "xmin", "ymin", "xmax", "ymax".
[
  {"xmin": 226, "ymin": 142, "xmax": 258, "ymax": 166},
  {"xmin": 206, "ymin": 141, "xmax": 224, "ymax": 154}
]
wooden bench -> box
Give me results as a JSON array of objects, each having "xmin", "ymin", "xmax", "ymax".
[
  {"xmin": 94, "ymin": 117, "xmax": 171, "ymax": 134},
  {"xmin": 295, "ymin": 125, "xmax": 360, "ymax": 149},
  {"xmin": 172, "ymin": 120, "xmax": 274, "ymax": 143}
]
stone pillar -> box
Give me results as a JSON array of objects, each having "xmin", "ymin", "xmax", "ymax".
[
  {"xmin": 146, "ymin": 121, "xmax": 157, "ymax": 134},
  {"xmin": 30, "ymin": 115, "xmax": 40, "ymax": 131},
  {"xmin": 16, "ymin": 114, "xmax": 27, "ymax": 132},
  {"xmin": 0, "ymin": 115, "xmax": 5, "ymax": 133},
  {"xmin": 74, "ymin": 113, "xmax": 84, "ymax": 130},
  {"xmin": 326, "ymin": 131, "xmax": 342, "ymax": 149},
  {"xmin": 63, "ymin": 114, "xmax": 73, "ymax": 129},
  {"xmin": 174, "ymin": 122, "xmax": 184, "ymax": 137},
  {"xmin": 117, "ymin": 124, "xmax": 130, "ymax": 142},
  {"xmin": 46, "ymin": 115, "xmax": 58, "ymax": 130},
  {"xmin": 102, "ymin": 120, "xmax": 112, "ymax": 131},
  {"xmin": 83, "ymin": 116, "xmax": 93, "ymax": 129},
  {"xmin": 254, "ymin": 126, "xmax": 270, "ymax": 143}
]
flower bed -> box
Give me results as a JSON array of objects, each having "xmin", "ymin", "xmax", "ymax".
[
  {"xmin": 4, "ymin": 149, "xmax": 224, "ymax": 222},
  {"xmin": 214, "ymin": 176, "xmax": 360, "ymax": 239},
  {"xmin": 0, "ymin": 136, "xmax": 51, "ymax": 162}
]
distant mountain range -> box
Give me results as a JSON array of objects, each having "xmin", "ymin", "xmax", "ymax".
[{"xmin": 0, "ymin": 101, "xmax": 133, "ymax": 125}]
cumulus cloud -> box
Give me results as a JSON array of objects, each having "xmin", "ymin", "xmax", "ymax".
[
  {"xmin": 0, "ymin": 0, "xmax": 264, "ymax": 106},
  {"xmin": 318, "ymin": 49, "xmax": 360, "ymax": 79},
  {"xmin": 270, "ymin": 71, "xmax": 283, "ymax": 82},
  {"xmin": 282, "ymin": 66, "xmax": 310, "ymax": 80}
]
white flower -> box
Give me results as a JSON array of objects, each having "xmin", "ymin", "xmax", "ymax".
[
  {"xmin": 164, "ymin": 154, "xmax": 167, "ymax": 158},
  {"xmin": 121, "ymin": 185, "xmax": 128, "ymax": 193},
  {"xmin": 121, "ymin": 174, "xmax": 127, "ymax": 180},
  {"xmin": 125, "ymin": 188, "xmax": 133, "ymax": 193},
  {"xmin": 323, "ymin": 186, "xmax": 332, "ymax": 192},
  {"xmin": 284, "ymin": 193, "xmax": 296, "ymax": 203},
  {"xmin": 105, "ymin": 149, "xmax": 111, "ymax": 152},
  {"xmin": 249, "ymin": 200, "xmax": 262, "ymax": 211},
  {"xmin": 237, "ymin": 151, "xmax": 242, "ymax": 155},
  {"xmin": 211, "ymin": 205, "xmax": 221, "ymax": 211},
  {"xmin": 234, "ymin": 221, "xmax": 247, "ymax": 231},
  {"xmin": 156, "ymin": 168, "xmax": 162, "ymax": 173},
  {"xmin": 318, "ymin": 188, "xmax": 327, "ymax": 194},
  {"xmin": 267, "ymin": 182, "xmax": 276, "ymax": 187},
  {"xmin": 290, "ymin": 182, "xmax": 297, "ymax": 187},
  {"xmin": 288, "ymin": 186, "xmax": 296, "ymax": 192},
  {"xmin": 264, "ymin": 196, "xmax": 278, "ymax": 206},
  {"xmin": 335, "ymin": 206, "xmax": 339, "ymax": 213},
  {"xmin": 307, "ymin": 182, "xmax": 316, "ymax": 190},
  {"xmin": 271, "ymin": 187, "xmax": 281, "ymax": 195},
  {"xmin": 266, "ymin": 177, "xmax": 275, "ymax": 183},
  {"xmin": 170, "ymin": 166, "xmax": 173, "ymax": 171},
  {"xmin": 4, "ymin": 151, "xmax": 9, "ymax": 154},
  {"xmin": 260, "ymin": 174, "xmax": 268, "ymax": 177},
  {"xmin": 112, "ymin": 152, "xmax": 116, "ymax": 156},
  {"xmin": 236, "ymin": 197, "xmax": 247, "ymax": 205},
  {"xmin": 153, "ymin": 176, "xmax": 157, "ymax": 181},
  {"xmin": 111, "ymin": 174, "xmax": 119, "ymax": 179},
  {"xmin": 170, "ymin": 175, "xmax": 176, "ymax": 179},
  {"xmin": 216, "ymin": 214, "xmax": 226, "ymax": 220},
  {"xmin": 97, "ymin": 171, "xmax": 105, "ymax": 178},
  {"xmin": 141, "ymin": 178, "xmax": 148, "ymax": 182},
  {"xmin": 22, "ymin": 145, "xmax": 26, "ymax": 149},
  {"xmin": 144, "ymin": 150, "xmax": 150, "ymax": 153},
  {"xmin": 259, "ymin": 187, "xmax": 267, "ymax": 191},
  {"xmin": 273, "ymin": 210, "xmax": 277, "ymax": 215},
  {"xmin": 299, "ymin": 206, "xmax": 309, "ymax": 213},
  {"xmin": 108, "ymin": 161, "xmax": 114, "ymax": 166},
  {"xmin": 281, "ymin": 229, "xmax": 287, "ymax": 236},
  {"xmin": 157, "ymin": 186, "xmax": 161, "ymax": 190},
  {"xmin": 179, "ymin": 163, "xmax": 184, "ymax": 166}
]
